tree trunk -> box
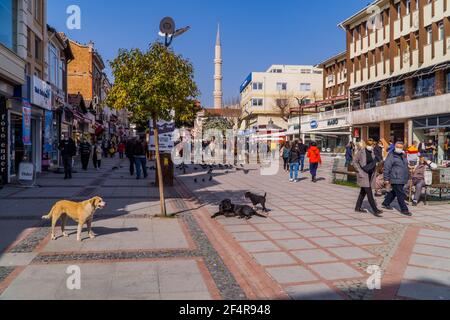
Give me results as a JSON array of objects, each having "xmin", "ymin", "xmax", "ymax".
[{"xmin": 152, "ymin": 115, "xmax": 167, "ymax": 216}]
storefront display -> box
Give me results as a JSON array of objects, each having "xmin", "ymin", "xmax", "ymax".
[{"xmin": 413, "ymin": 114, "xmax": 450, "ymax": 164}]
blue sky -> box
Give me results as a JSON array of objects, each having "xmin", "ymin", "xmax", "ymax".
[{"xmin": 48, "ymin": 0, "xmax": 368, "ymax": 107}]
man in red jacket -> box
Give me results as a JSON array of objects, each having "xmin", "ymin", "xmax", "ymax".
[{"xmin": 307, "ymin": 142, "xmax": 322, "ymax": 183}]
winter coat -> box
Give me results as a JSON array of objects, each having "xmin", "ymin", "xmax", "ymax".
[
  {"xmin": 353, "ymin": 149, "xmax": 377, "ymax": 189},
  {"xmin": 307, "ymin": 146, "xmax": 322, "ymax": 164},
  {"xmin": 282, "ymin": 147, "xmax": 291, "ymax": 159},
  {"xmin": 79, "ymin": 142, "xmax": 91, "ymax": 157},
  {"xmin": 298, "ymin": 143, "xmax": 308, "ymax": 155},
  {"xmin": 345, "ymin": 146, "xmax": 353, "ymax": 162},
  {"xmin": 289, "ymin": 146, "xmax": 301, "ymax": 163},
  {"xmin": 93, "ymin": 145, "xmax": 103, "ymax": 161},
  {"xmin": 384, "ymin": 152, "xmax": 410, "ymax": 185},
  {"xmin": 59, "ymin": 139, "xmax": 77, "ymax": 158}
]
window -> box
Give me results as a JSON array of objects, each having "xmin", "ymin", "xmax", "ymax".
[
  {"xmin": 397, "ymin": 3, "xmax": 401, "ymax": 20},
  {"xmin": 48, "ymin": 43, "xmax": 63, "ymax": 89},
  {"xmin": 427, "ymin": 26, "xmax": 433, "ymax": 45},
  {"xmin": 301, "ymin": 69, "xmax": 311, "ymax": 74},
  {"xmin": 252, "ymin": 98, "xmax": 263, "ymax": 107},
  {"xmin": 447, "ymin": 71, "xmax": 450, "ymax": 93},
  {"xmin": 300, "ymin": 83, "xmax": 311, "ymax": 91},
  {"xmin": 388, "ymin": 82, "xmax": 405, "ymax": 98},
  {"xmin": 270, "ymin": 69, "xmax": 282, "ymax": 73},
  {"xmin": 313, "ymin": 70, "xmax": 322, "ymax": 74},
  {"xmin": 35, "ymin": 37, "xmax": 41, "ymax": 59},
  {"xmin": 0, "ymin": 0, "xmax": 14, "ymax": 50},
  {"xmin": 406, "ymin": 0, "xmax": 411, "ymax": 15},
  {"xmin": 252, "ymin": 82, "xmax": 263, "ymax": 90},
  {"xmin": 415, "ymin": 74, "xmax": 435, "ymax": 98},
  {"xmin": 34, "ymin": 0, "xmax": 42, "ymax": 22},
  {"xmin": 276, "ymin": 82, "xmax": 287, "ymax": 91},
  {"xmin": 439, "ymin": 22, "xmax": 444, "ymax": 41}
]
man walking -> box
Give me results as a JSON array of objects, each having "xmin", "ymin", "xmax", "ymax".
[
  {"xmin": 126, "ymin": 138, "xmax": 136, "ymax": 176},
  {"xmin": 133, "ymin": 136, "xmax": 148, "ymax": 180},
  {"xmin": 79, "ymin": 137, "xmax": 91, "ymax": 171},
  {"xmin": 298, "ymin": 140, "xmax": 308, "ymax": 172},
  {"xmin": 382, "ymin": 142, "xmax": 412, "ymax": 216},
  {"xmin": 288, "ymin": 142, "xmax": 301, "ymax": 183},
  {"xmin": 59, "ymin": 133, "xmax": 76, "ymax": 180}
]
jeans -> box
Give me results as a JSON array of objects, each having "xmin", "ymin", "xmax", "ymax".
[
  {"xmin": 128, "ymin": 156, "xmax": 135, "ymax": 176},
  {"xmin": 310, "ymin": 163, "xmax": 319, "ymax": 180},
  {"xmin": 383, "ymin": 184, "xmax": 409, "ymax": 212},
  {"xmin": 356, "ymin": 187, "xmax": 379, "ymax": 212},
  {"xmin": 299, "ymin": 155, "xmax": 306, "ymax": 171},
  {"xmin": 135, "ymin": 156, "xmax": 148, "ymax": 179},
  {"xmin": 62, "ymin": 156, "xmax": 73, "ymax": 179},
  {"xmin": 289, "ymin": 163, "xmax": 299, "ymax": 181},
  {"xmin": 283, "ymin": 158, "xmax": 289, "ymax": 171}
]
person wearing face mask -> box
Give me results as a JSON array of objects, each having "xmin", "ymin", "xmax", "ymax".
[
  {"xmin": 353, "ymin": 139, "xmax": 383, "ymax": 217},
  {"xmin": 382, "ymin": 142, "xmax": 412, "ymax": 216},
  {"xmin": 407, "ymin": 156, "xmax": 437, "ymax": 206}
]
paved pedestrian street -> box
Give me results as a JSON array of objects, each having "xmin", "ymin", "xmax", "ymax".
[{"xmin": 1, "ymin": 157, "xmax": 450, "ymax": 300}]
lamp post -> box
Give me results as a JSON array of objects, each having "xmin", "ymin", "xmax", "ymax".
[
  {"xmin": 295, "ymin": 97, "xmax": 306, "ymax": 141},
  {"xmin": 159, "ymin": 17, "xmax": 190, "ymax": 48}
]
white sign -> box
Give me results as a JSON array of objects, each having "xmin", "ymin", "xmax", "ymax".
[
  {"xmin": 32, "ymin": 76, "xmax": 52, "ymax": 110},
  {"xmin": 149, "ymin": 120, "xmax": 175, "ymax": 152},
  {"xmin": 18, "ymin": 162, "xmax": 34, "ymax": 181}
]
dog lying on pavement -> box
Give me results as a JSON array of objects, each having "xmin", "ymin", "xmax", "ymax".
[
  {"xmin": 42, "ymin": 197, "xmax": 106, "ymax": 242},
  {"xmin": 211, "ymin": 199, "xmax": 268, "ymax": 220},
  {"xmin": 245, "ymin": 192, "xmax": 269, "ymax": 213}
]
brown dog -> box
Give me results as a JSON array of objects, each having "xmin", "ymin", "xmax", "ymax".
[{"xmin": 42, "ymin": 197, "xmax": 106, "ymax": 242}]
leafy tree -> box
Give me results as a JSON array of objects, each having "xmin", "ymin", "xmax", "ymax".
[{"xmin": 107, "ymin": 42, "xmax": 199, "ymax": 216}]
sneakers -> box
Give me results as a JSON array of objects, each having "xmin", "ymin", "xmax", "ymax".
[
  {"xmin": 355, "ymin": 208, "xmax": 368, "ymax": 213},
  {"xmin": 289, "ymin": 179, "xmax": 294, "ymax": 182},
  {"xmin": 373, "ymin": 210, "xmax": 384, "ymax": 217},
  {"xmin": 401, "ymin": 211, "xmax": 413, "ymax": 216},
  {"xmin": 382, "ymin": 205, "xmax": 394, "ymax": 211}
]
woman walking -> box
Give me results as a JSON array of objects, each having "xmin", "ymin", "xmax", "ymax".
[
  {"xmin": 307, "ymin": 142, "xmax": 322, "ymax": 183},
  {"xmin": 353, "ymin": 139, "xmax": 383, "ymax": 217},
  {"xmin": 345, "ymin": 142, "xmax": 354, "ymax": 167},
  {"xmin": 93, "ymin": 142, "xmax": 102, "ymax": 170},
  {"xmin": 288, "ymin": 142, "xmax": 301, "ymax": 182},
  {"xmin": 281, "ymin": 142, "xmax": 291, "ymax": 172}
]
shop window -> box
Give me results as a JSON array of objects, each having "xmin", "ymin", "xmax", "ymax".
[
  {"xmin": 428, "ymin": 117, "xmax": 438, "ymax": 127},
  {"xmin": 439, "ymin": 116, "xmax": 450, "ymax": 127},
  {"xmin": 413, "ymin": 118, "xmax": 427, "ymax": 128},
  {"xmin": 388, "ymin": 82, "xmax": 405, "ymax": 99},
  {"xmin": 447, "ymin": 72, "xmax": 450, "ymax": 93}
]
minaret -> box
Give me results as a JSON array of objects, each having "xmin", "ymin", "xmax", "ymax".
[{"xmin": 214, "ymin": 24, "xmax": 223, "ymax": 109}]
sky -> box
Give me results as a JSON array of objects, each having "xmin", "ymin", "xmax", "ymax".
[{"xmin": 47, "ymin": 0, "xmax": 369, "ymax": 107}]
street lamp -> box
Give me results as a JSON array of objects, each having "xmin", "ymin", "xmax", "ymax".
[
  {"xmin": 295, "ymin": 97, "xmax": 307, "ymax": 141},
  {"xmin": 159, "ymin": 17, "xmax": 191, "ymax": 48}
]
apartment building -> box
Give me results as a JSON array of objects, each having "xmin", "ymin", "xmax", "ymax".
[
  {"xmin": 340, "ymin": 0, "xmax": 450, "ymax": 163},
  {"xmin": 239, "ymin": 65, "xmax": 323, "ymax": 134},
  {"xmin": 288, "ymin": 52, "xmax": 352, "ymax": 153}
]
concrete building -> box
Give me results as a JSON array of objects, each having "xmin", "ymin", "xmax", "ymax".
[
  {"xmin": 214, "ymin": 25, "xmax": 223, "ymax": 109},
  {"xmin": 239, "ymin": 65, "xmax": 323, "ymax": 134},
  {"xmin": 340, "ymin": 0, "xmax": 450, "ymax": 163},
  {"xmin": 288, "ymin": 53, "xmax": 351, "ymax": 153}
]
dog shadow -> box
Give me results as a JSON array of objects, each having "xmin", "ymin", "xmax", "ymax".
[{"xmin": 64, "ymin": 227, "xmax": 138, "ymax": 239}]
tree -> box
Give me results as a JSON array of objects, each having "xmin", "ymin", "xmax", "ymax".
[
  {"xmin": 107, "ymin": 42, "xmax": 199, "ymax": 217},
  {"xmin": 273, "ymin": 92, "xmax": 294, "ymax": 122}
]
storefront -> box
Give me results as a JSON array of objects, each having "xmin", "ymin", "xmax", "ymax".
[
  {"xmin": 413, "ymin": 113, "xmax": 450, "ymax": 164},
  {"xmin": 297, "ymin": 109, "xmax": 352, "ymax": 154}
]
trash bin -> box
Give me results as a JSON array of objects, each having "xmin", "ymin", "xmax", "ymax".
[{"xmin": 155, "ymin": 153, "xmax": 174, "ymax": 187}]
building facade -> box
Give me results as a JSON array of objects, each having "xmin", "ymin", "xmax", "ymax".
[
  {"xmin": 240, "ymin": 65, "xmax": 323, "ymax": 134},
  {"xmin": 288, "ymin": 53, "xmax": 351, "ymax": 153},
  {"xmin": 340, "ymin": 0, "xmax": 450, "ymax": 163}
]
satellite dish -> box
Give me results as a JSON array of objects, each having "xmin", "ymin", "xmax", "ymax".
[{"xmin": 160, "ymin": 17, "xmax": 175, "ymax": 35}]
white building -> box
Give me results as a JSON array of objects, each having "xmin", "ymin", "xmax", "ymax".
[{"xmin": 239, "ymin": 65, "xmax": 323, "ymax": 132}]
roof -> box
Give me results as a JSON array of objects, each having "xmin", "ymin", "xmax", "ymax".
[
  {"xmin": 338, "ymin": 0, "xmax": 385, "ymax": 29},
  {"xmin": 203, "ymin": 108, "xmax": 241, "ymax": 118},
  {"xmin": 317, "ymin": 51, "xmax": 347, "ymax": 68}
]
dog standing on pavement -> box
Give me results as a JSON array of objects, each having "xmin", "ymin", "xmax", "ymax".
[
  {"xmin": 245, "ymin": 192, "xmax": 269, "ymax": 213},
  {"xmin": 42, "ymin": 197, "xmax": 106, "ymax": 242}
]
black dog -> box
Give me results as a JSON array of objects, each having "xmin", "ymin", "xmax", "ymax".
[
  {"xmin": 211, "ymin": 199, "xmax": 267, "ymax": 220},
  {"xmin": 245, "ymin": 192, "xmax": 268, "ymax": 213}
]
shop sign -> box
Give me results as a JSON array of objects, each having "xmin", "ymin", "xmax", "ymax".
[
  {"xmin": 0, "ymin": 98, "xmax": 8, "ymax": 185},
  {"xmin": 44, "ymin": 111, "xmax": 53, "ymax": 153},
  {"xmin": 327, "ymin": 118, "xmax": 339, "ymax": 126},
  {"xmin": 31, "ymin": 76, "xmax": 52, "ymax": 110},
  {"xmin": 22, "ymin": 104, "xmax": 32, "ymax": 146},
  {"xmin": 310, "ymin": 120, "xmax": 318, "ymax": 129},
  {"xmin": 18, "ymin": 162, "xmax": 34, "ymax": 181}
]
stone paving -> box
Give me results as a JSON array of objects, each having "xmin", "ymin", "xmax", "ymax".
[
  {"xmin": 1, "ymin": 155, "xmax": 450, "ymax": 300},
  {"xmin": 176, "ymin": 157, "xmax": 450, "ymax": 300}
]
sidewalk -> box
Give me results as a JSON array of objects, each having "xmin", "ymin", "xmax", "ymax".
[{"xmin": 0, "ymin": 158, "xmax": 242, "ymax": 300}]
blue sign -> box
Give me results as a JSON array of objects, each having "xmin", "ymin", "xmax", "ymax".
[
  {"xmin": 310, "ymin": 120, "xmax": 318, "ymax": 129},
  {"xmin": 44, "ymin": 111, "xmax": 53, "ymax": 153},
  {"xmin": 22, "ymin": 103, "xmax": 32, "ymax": 146},
  {"xmin": 240, "ymin": 73, "xmax": 252, "ymax": 93}
]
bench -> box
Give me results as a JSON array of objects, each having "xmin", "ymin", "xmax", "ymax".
[
  {"xmin": 423, "ymin": 184, "xmax": 450, "ymax": 204},
  {"xmin": 332, "ymin": 169, "xmax": 357, "ymax": 183}
]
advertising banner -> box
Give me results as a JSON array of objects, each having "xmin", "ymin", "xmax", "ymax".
[
  {"xmin": 0, "ymin": 97, "xmax": 8, "ymax": 185},
  {"xmin": 149, "ymin": 119, "xmax": 175, "ymax": 152},
  {"xmin": 22, "ymin": 103, "xmax": 32, "ymax": 146},
  {"xmin": 44, "ymin": 111, "xmax": 53, "ymax": 153}
]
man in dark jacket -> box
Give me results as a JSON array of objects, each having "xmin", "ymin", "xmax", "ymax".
[
  {"xmin": 289, "ymin": 142, "xmax": 301, "ymax": 182},
  {"xmin": 382, "ymin": 142, "xmax": 412, "ymax": 216},
  {"xmin": 59, "ymin": 133, "xmax": 77, "ymax": 179},
  {"xmin": 79, "ymin": 138, "xmax": 91, "ymax": 171},
  {"xmin": 298, "ymin": 140, "xmax": 308, "ymax": 172},
  {"xmin": 125, "ymin": 138, "xmax": 136, "ymax": 176}
]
